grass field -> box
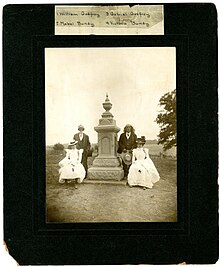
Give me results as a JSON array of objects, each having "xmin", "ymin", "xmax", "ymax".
[
  {"xmin": 48, "ymin": 142, "xmax": 176, "ymax": 157},
  {"xmin": 46, "ymin": 148, "xmax": 177, "ymax": 222}
]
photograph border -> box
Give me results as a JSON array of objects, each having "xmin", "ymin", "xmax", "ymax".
[
  {"xmin": 3, "ymin": 3, "xmax": 218, "ymax": 265},
  {"xmin": 33, "ymin": 35, "xmax": 188, "ymax": 235}
]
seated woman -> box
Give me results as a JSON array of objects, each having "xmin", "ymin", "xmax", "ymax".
[
  {"xmin": 127, "ymin": 137, "xmax": 160, "ymax": 190},
  {"xmin": 58, "ymin": 140, "xmax": 86, "ymax": 188}
]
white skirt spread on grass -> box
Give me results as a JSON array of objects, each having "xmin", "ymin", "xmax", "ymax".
[
  {"xmin": 58, "ymin": 149, "xmax": 86, "ymax": 183},
  {"xmin": 128, "ymin": 148, "xmax": 160, "ymax": 188}
]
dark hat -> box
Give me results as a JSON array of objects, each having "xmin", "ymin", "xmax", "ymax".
[{"xmin": 136, "ymin": 136, "xmax": 146, "ymax": 144}]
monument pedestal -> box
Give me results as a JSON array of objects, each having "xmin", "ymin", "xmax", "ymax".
[
  {"xmin": 88, "ymin": 94, "xmax": 124, "ymax": 180},
  {"xmin": 88, "ymin": 166, "xmax": 123, "ymax": 180}
]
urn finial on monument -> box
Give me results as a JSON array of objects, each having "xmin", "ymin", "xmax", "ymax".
[
  {"xmin": 102, "ymin": 93, "xmax": 113, "ymax": 118},
  {"xmin": 105, "ymin": 93, "xmax": 110, "ymax": 102}
]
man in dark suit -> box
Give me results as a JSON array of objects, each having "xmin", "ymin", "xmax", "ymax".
[
  {"xmin": 117, "ymin": 124, "xmax": 137, "ymax": 178},
  {"xmin": 73, "ymin": 125, "xmax": 91, "ymax": 177}
]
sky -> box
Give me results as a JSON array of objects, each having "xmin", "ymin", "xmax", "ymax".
[{"xmin": 45, "ymin": 47, "xmax": 176, "ymax": 145}]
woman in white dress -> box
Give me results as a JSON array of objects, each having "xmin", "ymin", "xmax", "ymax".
[
  {"xmin": 127, "ymin": 137, "xmax": 160, "ymax": 190},
  {"xmin": 58, "ymin": 140, "xmax": 86, "ymax": 188}
]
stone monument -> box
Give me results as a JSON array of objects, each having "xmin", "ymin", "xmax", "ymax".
[{"xmin": 88, "ymin": 94, "xmax": 124, "ymax": 180}]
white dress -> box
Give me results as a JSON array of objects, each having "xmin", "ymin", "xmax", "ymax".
[
  {"xmin": 128, "ymin": 148, "xmax": 160, "ymax": 188},
  {"xmin": 58, "ymin": 148, "xmax": 86, "ymax": 183}
]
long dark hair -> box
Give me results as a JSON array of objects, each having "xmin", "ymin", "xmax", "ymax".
[{"xmin": 123, "ymin": 124, "xmax": 135, "ymax": 133}]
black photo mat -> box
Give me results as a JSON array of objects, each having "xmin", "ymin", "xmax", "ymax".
[{"xmin": 3, "ymin": 3, "xmax": 218, "ymax": 265}]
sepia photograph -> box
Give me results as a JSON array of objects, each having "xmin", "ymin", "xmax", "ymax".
[
  {"xmin": 45, "ymin": 47, "xmax": 177, "ymax": 223},
  {"xmin": 3, "ymin": 3, "xmax": 218, "ymax": 264}
]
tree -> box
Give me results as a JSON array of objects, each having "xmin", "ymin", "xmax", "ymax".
[
  {"xmin": 53, "ymin": 142, "xmax": 64, "ymax": 151},
  {"xmin": 155, "ymin": 89, "xmax": 176, "ymax": 151}
]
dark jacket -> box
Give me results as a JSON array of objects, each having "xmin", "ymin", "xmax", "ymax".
[
  {"xmin": 73, "ymin": 133, "xmax": 91, "ymax": 172},
  {"xmin": 117, "ymin": 132, "xmax": 137, "ymax": 153},
  {"xmin": 73, "ymin": 133, "xmax": 91, "ymax": 153}
]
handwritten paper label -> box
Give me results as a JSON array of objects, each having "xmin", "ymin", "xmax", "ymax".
[{"xmin": 55, "ymin": 5, "xmax": 164, "ymax": 35}]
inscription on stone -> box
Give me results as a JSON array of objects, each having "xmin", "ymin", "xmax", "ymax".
[{"xmin": 101, "ymin": 137, "xmax": 110, "ymax": 154}]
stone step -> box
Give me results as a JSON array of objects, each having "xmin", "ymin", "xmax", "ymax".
[{"xmin": 83, "ymin": 179, "xmax": 127, "ymax": 186}]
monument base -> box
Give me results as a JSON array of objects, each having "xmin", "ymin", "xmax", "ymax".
[
  {"xmin": 92, "ymin": 156, "xmax": 121, "ymax": 167},
  {"xmin": 88, "ymin": 167, "xmax": 124, "ymax": 181}
]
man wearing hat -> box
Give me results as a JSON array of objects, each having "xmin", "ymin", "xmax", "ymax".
[
  {"xmin": 117, "ymin": 124, "xmax": 137, "ymax": 179},
  {"xmin": 73, "ymin": 125, "xmax": 91, "ymax": 177}
]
